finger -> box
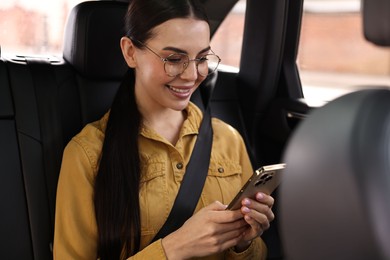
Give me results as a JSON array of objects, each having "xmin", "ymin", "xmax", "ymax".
[
  {"xmin": 255, "ymin": 193, "xmax": 274, "ymax": 208},
  {"xmin": 222, "ymin": 223, "xmax": 248, "ymax": 240},
  {"xmin": 217, "ymin": 228, "xmax": 247, "ymax": 252},
  {"xmin": 241, "ymin": 198, "xmax": 274, "ymax": 222},
  {"xmin": 210, "ymin": 216, "xmax": 248, "ymax": 237},
  {"xmin": 200, "ymin": 201, "xmax": 243, "ymax": 224},
  {"xmin": 206, "ymin": 200, "xmax": 229, "ymax": 210},
  {"xmin": 204, "ymin": 220, "xmax": 248, "ymax": 251},
  {"xmin": 244, "ymin": 209, "xmax": 270, "ymax": 231},
  {"xmin": 243, "ymin": 214, "xmax": 266, "ymax": 237},
  {"xmin": 252, "ymin": 204, "xmax": 275, "ymax": 224},
  {"xmin": 217, "ymin": 208, "xmax": 246, "ymax": 223}
]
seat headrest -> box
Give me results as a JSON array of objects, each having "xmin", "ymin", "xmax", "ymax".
[
  {"xmin": 63, "ymin": 1, "xmax": 129, "ymax": 79},
  {"xmin": 280, "ymin": 89, "xmax": 390, "ymax": 259},
  {"xmin": 362, "ymin": 0, "xmax": 390, "ymax": 46}
]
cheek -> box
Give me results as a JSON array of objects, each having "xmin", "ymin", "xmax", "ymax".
[
  {"xmin": 141, "ymin": 61, "xmax": 160, "ymax": 76},
  {"xmin": 137, "ymin": 60, "xmax": 167, "ymax": 81}
]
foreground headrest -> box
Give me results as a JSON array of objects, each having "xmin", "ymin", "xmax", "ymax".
[
  {"xmin": 63, "ymin": 1, "xmax": 128, "ymax": 79},
  {"xmin": 362, "ymin": 0, "xmax": 390, "ymax": 46},
  {"xmin": 280, "ymin": 89, "xmax": 390, "ymax": 259}
]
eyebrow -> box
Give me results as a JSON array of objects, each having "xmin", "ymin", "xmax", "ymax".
[{"xmin": 162, "ymin": 46, "xmax": 211, "ymax": 55}]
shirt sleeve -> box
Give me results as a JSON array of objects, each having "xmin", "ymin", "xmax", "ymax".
[
  {"xmin": 225, "ymin": 237, "xmax": 267, "ymax": 260},
  {"xmin": 126, "ymin": 240, "xmax": 167, "ymax": 260},
  {"xmin": 54, "ymin": 139, "xmax": 99, "ymax": 260},
  {"xmin": 54, "ymin": 139, "xmax": 170, "ymax": 260}
]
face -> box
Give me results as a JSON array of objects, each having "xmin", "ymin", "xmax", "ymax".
[{"xmin": 121, "ymin": 18, "xmax": 211, "ymax": 113}]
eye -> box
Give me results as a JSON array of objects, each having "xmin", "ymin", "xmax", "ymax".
[
  {"xmin": 198, "ymin": 56, "xmax": 208, "ymax": 63},
  {"xmin": 165, "ymin": 54, "xmax": 187, "ymax": 64}
]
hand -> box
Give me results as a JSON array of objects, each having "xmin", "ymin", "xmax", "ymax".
[
  {"xmin": 161, "ymin": 201, "xmax": 248, "ymax": 260},
  {"xmin": 235, "ymin": 192, "xmax": 275, "ymax": 250}
]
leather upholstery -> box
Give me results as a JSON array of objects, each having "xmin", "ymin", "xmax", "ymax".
[
  {"xmin": 362, "ymin": 0, "xmax": 390, "ymax": 46},
  {"xmin": 280, "ymin": 89, "xmax": 390, "ymax": 259},
  {"xmin": 0, "ymin": 60, "xmax": 13, "ymax": 117},
  {"xmin": 63, "ymin": 1, "xmax": 128, "ymax": 79}
]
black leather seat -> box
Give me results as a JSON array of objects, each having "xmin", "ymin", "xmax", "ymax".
[
  {"xmin": 0, "ymin": 57, "xmax": 36, "ymax": 259},
  {"xmin": 0, "ymin": 1, "xmax": 128, "ymax": 259},
  {"xmin": 280, "ymin": 89, "xmax": 390, "ymax": 259}
]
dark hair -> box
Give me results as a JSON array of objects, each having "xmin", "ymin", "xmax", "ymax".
[{"xmin": 94, "ymin": 0, "xmax": 209, "ymax": 259}]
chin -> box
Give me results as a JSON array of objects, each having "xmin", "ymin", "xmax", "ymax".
[{"xmin": 171, "ymin": 100, "xmax": 191, "ymax": 111}]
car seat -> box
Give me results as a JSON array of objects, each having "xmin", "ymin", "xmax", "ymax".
[
  {"xmin": 279, "ymin": 89, "xmax": 390, "ymax": 259},
  {"xmin": 1, "ymin": 1, "xmax": 128, "ymax": 259},
  {"xmin": 362, "ymin": 0, "xmax": 390, "ymax": 46},
  {"xmin": 279, "ymin": 1, "xmax": 390, "ymax": 258}
]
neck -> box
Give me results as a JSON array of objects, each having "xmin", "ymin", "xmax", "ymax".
[{"xmin": 142, "ymin": 109, "xmax": 187, "ymax": 145}]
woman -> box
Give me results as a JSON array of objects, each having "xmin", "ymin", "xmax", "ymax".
[{"xmin": 54, "ymin": 0, "xmax": 275, "ymax": 259}]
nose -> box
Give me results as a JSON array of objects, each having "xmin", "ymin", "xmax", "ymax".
[{"xmin": 180, "ymin": 60, "xmax": 199, "ymax": 80}]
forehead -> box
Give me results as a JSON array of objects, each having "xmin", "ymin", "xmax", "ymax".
[{"xmin": 149, "ymin": 18, "xmax": 211, "ymax": 51}]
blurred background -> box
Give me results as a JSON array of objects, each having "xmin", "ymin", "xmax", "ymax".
[{"xmin": 1, "ymin": 0, "xmax": 389, "ymax": 104}]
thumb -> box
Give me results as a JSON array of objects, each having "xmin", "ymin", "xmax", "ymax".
[{"xmin": 207, "ymin": 200, "xmax": 228, "ymax": 211}]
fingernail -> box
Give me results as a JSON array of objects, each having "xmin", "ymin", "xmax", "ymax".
[
  {"xmin": 256, "ymin": 193, "xmax": 264, "ymax": 200},
  {"xmin": 243, "ymin": 198, "xmax": 251, "ymax": 205},
  {"xmin": 242, "ymin": 206, "xmax": 250, "ymax": 213}
]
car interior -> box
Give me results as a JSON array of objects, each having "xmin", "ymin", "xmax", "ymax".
[{"xmin": 0, "ymin": 0, "xmax": 388, "ymax": 259}]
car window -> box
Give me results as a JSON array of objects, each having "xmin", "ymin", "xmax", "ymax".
[
  {"xmin": 1, "ymin": 0, "xmax": 246, "ymax": 65},
  {"xmin": 0, "ymin": 0, "xmax": 92, "ymax": 57},
  {"xmin": 299, "ymin": 0, "xmax": 390, "ymax": 105},
  {"xmin": 210, "ymin": 0, "xmax": 245, "ymax": 71}
]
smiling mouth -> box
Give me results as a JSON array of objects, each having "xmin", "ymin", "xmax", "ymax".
[{"xmin": 166, "ymin": 85, "xmax": 191, "ymax": 93}]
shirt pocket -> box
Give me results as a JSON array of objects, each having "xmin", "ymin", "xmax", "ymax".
[
  {"xmin": 140, "ymin": 161, "xmax": 165, "ymax": 183},
  {"xmin": 139, "ymin": 161, "xmax": 168, "ymax": 239},
  {"xmin": 200, "ymin": 160, "xmax": 244, "ymax": 207}
]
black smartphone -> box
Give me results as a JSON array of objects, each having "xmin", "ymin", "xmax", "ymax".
[{"xmin": 226, "ymin": 163, "xmax": 286, "ymax": 210}]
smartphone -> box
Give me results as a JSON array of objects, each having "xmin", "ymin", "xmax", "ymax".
[{"xmin": 226, "ymin": 163, "xmax": 286, "ymax": 210}]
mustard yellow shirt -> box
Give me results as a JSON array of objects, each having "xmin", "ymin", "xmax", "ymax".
[{"xmin": 54, "ymin": 102, "xmax": 267, "ymax": 259}]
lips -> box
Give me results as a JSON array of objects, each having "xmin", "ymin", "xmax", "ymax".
[
  {"xmin": 166, "ymin": 85, "xmax": 191, "ymax": 94},
  {"xmin": 165, "ymin": 84, "xmax": 193, "ymax": 100}
]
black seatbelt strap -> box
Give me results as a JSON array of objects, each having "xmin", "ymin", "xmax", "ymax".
[{"xmin": 151, "ymin": 73, "xmax": 216, "ymax": 242}]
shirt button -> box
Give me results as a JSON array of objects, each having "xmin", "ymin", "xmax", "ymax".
[
  {"xmin": 218, "ymin": 167, "xmax": 224, "ymax": 173},
  {"xmin": 176, "ymin": 163, "xmax": 184, "ymax": 169}
]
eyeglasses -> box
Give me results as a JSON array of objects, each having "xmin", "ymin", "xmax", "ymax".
[{"xmin": 131, "ymin": 38, "xmax": 221, "ymax": 77}]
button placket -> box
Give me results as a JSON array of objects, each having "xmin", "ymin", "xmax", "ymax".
[{"xmin": 169, "ymin": 148, "xmax": 185, "ymax": 179}]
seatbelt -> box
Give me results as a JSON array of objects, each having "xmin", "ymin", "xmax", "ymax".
[{"xmin": 151, "ymin": 73, "xmax": 216, "ymax": 242}]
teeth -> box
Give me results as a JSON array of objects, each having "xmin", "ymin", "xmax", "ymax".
[{"xmin": 168, "ymin": 85, "xmax": 189, "ymax": 93}]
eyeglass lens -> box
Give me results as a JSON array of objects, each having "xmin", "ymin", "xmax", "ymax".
[{"xmin": 164, "ymin": 53, "xmax": 220, "ymax": 77}]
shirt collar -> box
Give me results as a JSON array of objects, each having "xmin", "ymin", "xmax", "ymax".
[
  {"xmin": 140, "ymin": 102, "xmax": 203, "ymax": 140},
  {"xmin": 99, "ymin": 102, "xmax": 204, "ymax": 141}
]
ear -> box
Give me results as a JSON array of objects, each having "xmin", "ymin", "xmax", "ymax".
[{"xmin": 120, "ymin": 37, "xmax": 137, "ymax": 68}]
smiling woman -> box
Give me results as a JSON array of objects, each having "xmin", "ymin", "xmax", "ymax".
[{"xmin": 53, "ymin": 0, "xmax": 272, "ymax": 259}]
